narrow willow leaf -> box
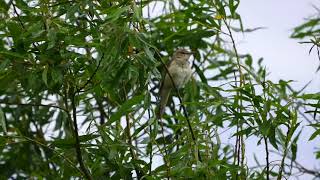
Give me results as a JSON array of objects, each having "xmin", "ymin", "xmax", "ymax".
[
  {"xmin": 0, "ymin": 59, "xmax": 10, "ymax": 71},
  {"xmin": 107, "ymin": 95, "xmax": 144, "ymax": 125},
  {"xmin": 42, "ymin": 66, "xmax": 48, "ymax": 86},
  {"xmin": 0, "ymin": 51, "xmax": 26, "ymax": 59},
  {"xmin": 0, "ymin": 108, "xmax": 6, "ymax": 133},
  {"xmin": 309, "ymin": 129, "xmax": 320, "ymax": 141}
]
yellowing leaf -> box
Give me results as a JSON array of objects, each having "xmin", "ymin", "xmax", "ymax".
[{"xmin": 214, "ymin": 15, "xmax": 224, "ymax": 20}]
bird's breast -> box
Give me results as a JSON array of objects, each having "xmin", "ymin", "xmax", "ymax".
[{"xmin": 169, "ymin": 66, "xmax": 192, "ymax": 88}]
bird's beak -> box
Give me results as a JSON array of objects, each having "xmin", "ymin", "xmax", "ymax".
[{"xmin": 185, "ymin": 51, "xmax": 194, "ymax": 55}]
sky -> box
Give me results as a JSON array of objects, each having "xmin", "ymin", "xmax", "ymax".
[
  {"xmin": 236, "ymin": 0, "xmax": 320, "ymax": 90},
  {"xmin": 235, "ymin": 0, "xmax": 320, "ymax": 179}
]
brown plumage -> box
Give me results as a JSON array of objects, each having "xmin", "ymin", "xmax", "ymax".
[{"xmin": 157, "ymin": 49, "xmax": 193, "ymax": 118}]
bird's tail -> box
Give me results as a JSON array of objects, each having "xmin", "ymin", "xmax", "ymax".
[{"xmin": 157, "ymin": 88, "xmax": 171, "ymax": 119}]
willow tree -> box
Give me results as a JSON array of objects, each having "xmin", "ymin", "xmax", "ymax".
[{"xmin": 0, "ymin": 0, "xmax": 317, "ymax": 179}]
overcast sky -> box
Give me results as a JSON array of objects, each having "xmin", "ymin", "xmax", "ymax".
[
  {"xmin": 236, "ymin": 1, "xmax": 320, "ymax": 179},
  {"xmin": 237, "ymin": 0, "xmax": 320, "ymax": 90}
]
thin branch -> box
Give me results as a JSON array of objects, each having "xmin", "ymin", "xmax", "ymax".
[
  {"xmin": 0, "ymin": 101, "xmax": 67, "ymax": 112},
  {"xmin": 277, "ymin": 129, "xmax": 291, "ymax": 180},
  {"xmin": 147, "ymin": 109, "xmax": 153, "ymax": 175},
  {"xmin": 123, "ymin": 86, "xmax": 144, "ymax": 179},
  {"xmin": 223, "ymin": 17, "xmax": 246, "ymax": 177},
  {"xmin": 264, "ymin": 136, "xmax": 270, "ymax": 180},
  {"xmin": 271, "ymin": 150, "xmax": 320, "ymax": 178},
  {"xmin": 70, "ymin": 91, "xmax": 92, "ymax": 180},
  {"xmin": 4, "ymin": 135, "xmax": 83, "ymax": 175},
  {"xmin": 293, "ymin": 160, "xmax": 320, "ymax": 177},
  {"xmin": 159, "ymin": 117, "xmax": 171, "ymax": 179},
  {"xmin": 11, "ymin": 2, "xmax": 41, "ymax": 53},
  {"xmin": 95, "ymin": 95, "xmax": 107, "ymax": 125},
  {"xmin": 77, "ymin": 53, "xmax": 104, "ymax": 93}
]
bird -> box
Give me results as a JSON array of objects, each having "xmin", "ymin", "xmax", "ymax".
[{"xmin": 157, "ymin": 49, "xmax": 193, "ymax": 118}]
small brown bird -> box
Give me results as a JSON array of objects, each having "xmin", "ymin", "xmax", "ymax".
[{"xmin": 158, "ymin": 49, "xmax": 193, "ymax": 118}]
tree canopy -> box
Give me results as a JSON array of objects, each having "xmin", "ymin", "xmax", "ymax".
[{"xmin": 0, "ymin": 0, "xmax": 319, "ymax": 179}]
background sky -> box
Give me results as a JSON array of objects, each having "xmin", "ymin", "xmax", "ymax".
[
  {"xmin": 237, "ymin": 0, "xmax": 320, "ymax": 90},
  {"xmin": 235, "ymin": 1, "xmax": 320, "ymax": 179}
]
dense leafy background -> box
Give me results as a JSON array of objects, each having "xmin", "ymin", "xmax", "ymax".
[{"xmin": 0, "ymin": 0, "xmax": 319, "ymax": 179}]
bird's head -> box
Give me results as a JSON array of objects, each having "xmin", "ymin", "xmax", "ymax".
[{"xmin": 172, "ymin": 49, "xmax": 193, "ymax": 61}]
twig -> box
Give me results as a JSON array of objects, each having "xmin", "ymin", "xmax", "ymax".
[
  {"xmin": 4, "ymin": 135, "xmax": 83, "ymax": 175},
  {"xmin": 277, "ymin": 128, "xmax": 291, "ymax": 180},
  {"xmin": 271, "ymin": 150, "xmax": 320, "ymax": 178},
  {"xmin": 223, "ymin": 17, "xmax": 245, "ymax": 178},
  {"xmin": 147, "ymin": 109, "xmax": 153, "ymax": 175},
  {"xmin": 293, "ymin": 160, "xmax": 320, "ymax": 177},
  {"xmin": 264, "ymin": 136, "xmax": 270, "ymax": 180},
  {"xmin": 0, "ymin": 101, "xmax": 67, "ymax": 112},
  {"xmin": 123, "ymin": 86, "xmax": 144, "ymax": 179},
  {"xmin": 11, "ymin": 2, "xmax": 41, "ymax": 53},
  {"xmin": 77, "ymin": 53, "xmax": 104, "ymax": 92},
  {"xmin": 159, "ymin": 117, "xmax": 171, "ymax": 179},
  {"xmin": 70, "ymin": 91, "xmax": 93, "ymax": 180}
]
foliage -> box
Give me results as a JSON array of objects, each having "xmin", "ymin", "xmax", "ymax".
[
  {"xmin": 0, "ymin": 0, "xmax": 318, "ymax": 179},
  {"xmin": 291, "ymin": 9, "xmax": 320, "ymax": 71}
]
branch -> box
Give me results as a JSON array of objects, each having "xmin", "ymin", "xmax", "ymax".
[
  {"xmin": 4, "ymin": 135, "xmax": 83, "ymax": 175},
  {"xmin": 0, "ymin": 101, "xmax": 67, "ymax": 112},
  {"xmin": 277, "ymin": 129, "xmax": 291, "ymax": 180},
  {"xmin": 223, "ymin": 17, "xmax": 246, "ymax": 173},
  {"xmin": 271, "ymin": 150, "xmax": 320, "ymax": 178},
  {"xmin": 70, "ymin": 91, "xmax": 92, "ymax": 180},
  {"xmin": 122, "ymin": 86, "xmax": 145, "ymax": 179},
  {"xmin": 11, "ymin": 2, "xmax": 41, "ymax": 53},
  {"xmin": 293, "ymin": 161, "xmax": 320, "ymax": 177},
  {"xmin": 264, "ymin": 136, "xmax": 270, "ymax": 180},
  {"xmin": 77, "ymin": 53, "xmax": 104, "ymax": 93}
]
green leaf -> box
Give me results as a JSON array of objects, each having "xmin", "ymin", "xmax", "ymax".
[
  {"xmin": 0, "ymin": 51, "xmax": 26, "ymax": 59},
  {"xmin": 268, "ymin": 127, "xmax": 278, "ymax": 150},
  {"xmin": 260, "ymin": 120, "xmax": 271, "ymax": 136},
  {"xmin": 0, "ymin": 108, "xmax": 6, "ymax": 133},
  {"xmin": 0, "ymin": 1, "xmax": 9, "ymax": 12},
  {"xmin": 42, "ymin": 66, "xmax": 48, "ymax": 86},
  {"xmin": 51, "ymin": 68, "xmax": 63, "ymax": 84},
  {"xmin": 309, "ymin": 129, "xmax": 320, "ymax": 141},
  {"xmin": 79, "ymin": 134, "xmax": 100, "ymax": 142},
  {"xmin": 47, "ymin": 28, "xmax": 57, "ymax": 49},
  {"xmin": 229, "ymin": 0, "xmax": 235, "ymax": 16},
  {"xmin": 291, "ymin": 131, "xmax": 301, "ymax": 161},
  {"xmin": 51, "ymin": 138, "xmax": 74, "ymax": 149},
  {"xmin": 0, "ymin": 59, "xmax": 10, "ymax": 71},
  {"xmin": 298, "ymin": 93, "xmax": 320, "ymax": 100},
  {"xmin": 194, "ymin": 64, "xmax": 207, "ymax": 84},
  {"xmin": 215, "ymin": 0, "xmax": 226, "ymax": 17},
  {"xmin": 132, "ymin": 118, "xmax": 155, "ymax": 138},
  {"xmin": 107, "ymin": 94, "xmax": 144, "ymax": 125}
]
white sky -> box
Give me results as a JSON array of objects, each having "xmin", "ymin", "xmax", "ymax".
[
  {"xmin": 237, "ymin": 0, "xmax": 320, "ymax": 90},
  {"xmin": 236, "ymin": 1, "xmax": 320, "ymax": 179}
]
